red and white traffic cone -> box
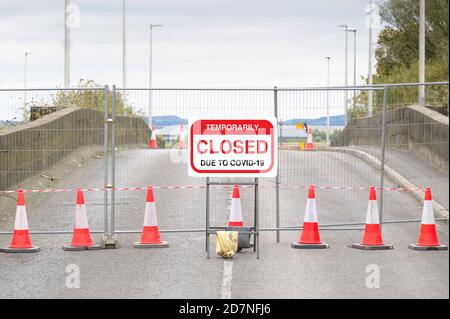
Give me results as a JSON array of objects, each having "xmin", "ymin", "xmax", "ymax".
[
  {"xmin": 134, "ymin": 187, "xmax": 169, "ymax": 248},
  {"xmin": 148, "ymin": 127, "xmax": 158, "ymax": 149},
  {"xmin": 1, "ymin": 190, "xmax": 40, "ymax": 253},
  {"xmin": 304, "ymin": 128, "xmax": 314, "ymax": 151},
  {"xmin": 409, "ymin": 188, "xmax": 448, "ymax": 251},
  {"xmin": 63, "ymin": 190, "xmax": 102, "ymax": 251},
  {"xmin": 227, "ymin": 185, "xmax": 244, "ymax": 227},
  {"xmin": 179, "ymin": 126, "xmax": 187, "ymax": 149},
  {"xmin": 351, "ymin": 187, "xmax": 393, "ymax": 250},
  {"xmin": 292, "ymin": 185, "xmax": 328, "ymax": 249}
]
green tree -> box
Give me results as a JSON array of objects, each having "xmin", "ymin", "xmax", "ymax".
[{"xmin": 353, "ymin": 0, "xmax": 448, "ymax": 118}]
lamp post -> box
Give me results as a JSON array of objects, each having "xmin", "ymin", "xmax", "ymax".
[
  {"xmin": 64, "ymin": 0, "xmax": 70, "ymax": 87},
  {"xmin": 419, "ymin": 0, "xmax": 425, "ymax": 106},
  {"xmin": 325, "ymin": 56, "xmax": 331, "ymax": 145},
  {"xmin": 348, "ymin": 29, "xmax": 357, "ymax": 115},
  {"xmin": 368, "ymin": 0, "xmax": 374, "ymax": 116},
  {"xmin": 122, "ymin": 0, "xmax": 127, "ymax": 89},
  {"xmin": 339, "ymin": 24, "xmax": 349, "ymax": 125},
  {"xmin": 24, "ymin": 52, "xmax": 31, "ymax": 110},
  {"xmin": 148, "ymin": 24, "xmax": 163, "ymax": 128}
]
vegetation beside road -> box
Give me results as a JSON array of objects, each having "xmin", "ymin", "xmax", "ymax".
[{"xmin": 352, "ymin": 0, "xmax": 449, "ymax": 119}]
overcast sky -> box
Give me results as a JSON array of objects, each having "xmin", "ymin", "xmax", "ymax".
[{"xmin": 0, "ymin": 0, "xmax": 383, "ymax": 89}]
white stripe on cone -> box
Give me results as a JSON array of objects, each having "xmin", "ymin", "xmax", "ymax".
[
  {"xmin": 14, "ymin": 205, "xmax": 29, "ymax": 230},
  {"xmin": 303, "ymin": 198, "xmax": 318, "ymax": 223},
  {"xmin": 74, "ymin": 204, "xmax": 90, "ymax": 229},
  {"xmin": 306, "ymin": 129, "xmax": 313, "ymax": 144},
  {"xmin": 228, "ymin": 197, "xmax": 243, "ymax": 223},
  {"xmin": 143, "ymin": 202, "xmax": 158, "ymax": 227},
  {"xmin": 421, "ymin": 200, "xmax": 435, "ymax": 225},
  {"xmin": 365, "ymin": 199, "xmax": 380, "ymax": 224}
]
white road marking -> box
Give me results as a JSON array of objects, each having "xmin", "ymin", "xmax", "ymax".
[{"xmin": 221, "ymin": 261, "xmax": 233, "ymax": 299}]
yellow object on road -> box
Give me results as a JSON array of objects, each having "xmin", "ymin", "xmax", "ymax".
[
  {"xmin": 216, "ymin": 231, "xmax": 238, "ymax": 258},
  {"xmin": 295, "ymin": 123, "xmax": 305, "ymax": 129},
  {"xmin": 300, "ymin": 141, "xmax": 305, "ymax": 151}
]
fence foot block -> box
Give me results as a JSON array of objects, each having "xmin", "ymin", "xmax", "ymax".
[{"xmin": 102, "ymin": 235, "xmax": 119, "ymax": 249}]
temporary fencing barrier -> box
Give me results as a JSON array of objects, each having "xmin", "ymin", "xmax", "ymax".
[{"xmin": 0, "ymin": 82, "xmax": 448, "ymax": 255}]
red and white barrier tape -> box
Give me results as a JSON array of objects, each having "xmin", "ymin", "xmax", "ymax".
[{"xmin": 0, "ymin": 185, "xmax": 427, "ymax": 194}]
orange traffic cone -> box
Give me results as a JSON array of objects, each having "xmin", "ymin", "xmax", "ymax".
[
  {"xmin": 304, "ymin": 128, "xmax": 314, "ymax": 151},
  {"xmin": 134, "ymin": 187, "xmax": 169, "ymax": 248},
  {"xmin": 351, "ymin": 187, "xmax": 393, "ymax": 250},
  {"xmin": 179, "ymin": 126, "xmax": 187, "ymax": 149},
  {"xmin": 63, "ymin": 190, "xmax": 102, "ymax": 251},
  {"xmin": 148, "ymin": 127, "xmax": 158, "ymax": 149},
  {"xmin": 1, "ymin": 190, "xmax": 40, "ymax": 253},
  {"xmin": 409, "ymin": 188, "xmax": 448, "ymax": 251},
  {"xmin": 292, "ymin": 185, "xmax": 328, "ymax": 249},
  {"xmin": 227, "ymin": 185, "xmax": 244, "ymax": 227}
]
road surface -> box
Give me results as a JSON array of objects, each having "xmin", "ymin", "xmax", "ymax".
[{"xmin": 0, "ymin": 149, "xmax": 448, "ymax": 298}]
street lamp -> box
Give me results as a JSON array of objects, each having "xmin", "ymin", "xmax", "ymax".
[
  {"xmin": 419, "ymin": 0, "xmax": 425, "ymax": 106},
  {"xmin": 339, "ymin": 24, "xmax": 349, "ymax": 125},
  {"xmin": 24, "ymin": 52, "xmax": 31, "ymax": 110},
  {"xmin": 368, "ymin": 0, "xmax": 374, "ymax": 116},
  {"xmin": 122, "ymin": 0, "xmax": 127, "ymax": 88},
  {"xmin": 148, "ymin": 24, "xmax": 163, "ymax": 128},
  {"xmin": 64, "ymin": 0, "xmax": 70, "ymax": 87},
  {"xmin": 325, "ymin": 56, "xmax": 331, "ymax": 145},
  {"xmin": 348, "ymin": 29, "xmax": 357, "ymax": 115}
]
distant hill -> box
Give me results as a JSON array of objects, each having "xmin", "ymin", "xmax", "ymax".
[
  {"xmin": 283, "ymin": 115, "xmax": 345, "ymax": 126},
  {"xmin": 151, "ymin": 114, "xmax": 345, "ymax": 127},
  {"xmin": 151, "ymin": 115, "xmax": 188, "ymax": 127}
]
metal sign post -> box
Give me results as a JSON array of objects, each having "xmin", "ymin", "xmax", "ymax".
[{"xmin": 189, "ymin": 117, "xmax": 277, "ymax": 259}]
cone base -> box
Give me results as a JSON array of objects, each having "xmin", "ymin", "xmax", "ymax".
[
  {"xmin": 351, "ymin": 243, "xmax": 393, "ymax": 250},
  {"xmin": 408, "ymin": 243, "xmax": 448, "ymax": 251},
  {"xmin": 63, "ymin": 243, "xmax": 103, "ymax": 251},
  {"xmin": 133, "ymin": 241, "xmax": 169, "ymax": 248},
  {"xmin": 1, "ymin": 245, "xmax": 41, "ymax": 253},
  {"xmin": 291, "ymin": 242, "xmax": 328, "ymax": 249}
]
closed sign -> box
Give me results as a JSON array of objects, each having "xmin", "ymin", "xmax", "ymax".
[{"xmin": 188, "ymin": 118, "xmax": 278, "ymax": 177}]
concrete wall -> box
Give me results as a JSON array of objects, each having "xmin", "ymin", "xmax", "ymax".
[
  {"xmin": 332, "ymin": 105, "xmax": 449, "ymax": 170},
  {"xmin": 0, "ymin": 107, "xmax": 150, "ymax": 190}
]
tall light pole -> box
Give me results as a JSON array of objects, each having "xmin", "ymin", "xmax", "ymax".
[
  {"xmin": 325, "ymin": 56, "xmax": 331, "ymax": 145},
  {"xmin": 64, "ymin": 0, "xmax": 70, "ymax": 87},
  {"xmin": 148, "ymin": 24, "xmax": 163, "ymax": 128},
  {"xmin": 339, "ymin": 24, "xmax": 349, "ymax": 125},
  {"xmin": 368, "ymin": 0, "xmax": 374, "ymax": 116},
  {"xmin": 24, "ymin": 52, "xmax": 31, "ymax": 110},
  {"xmin": 348, "ymin": 29, "xmax": 357, "ymax": 115},
  {"xmin": 348, "ymin": 29, "xmax": 357, "ymax": 86},
  {"xmin": 419, "ymin": 0, "xmax": 425, "ymax": 106},
  {"xmin": 122, "ymin": 0, "xmax": 127, "ymax": 89}
]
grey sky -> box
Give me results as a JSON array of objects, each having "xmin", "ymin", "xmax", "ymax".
[{"xmin": 0, "ymin": 0, "xmax": 384, "ymax": 89}]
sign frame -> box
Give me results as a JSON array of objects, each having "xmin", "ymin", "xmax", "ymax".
[{"xmin": 188, "ymin": 117, "xmax": 278, "ymax": 177}]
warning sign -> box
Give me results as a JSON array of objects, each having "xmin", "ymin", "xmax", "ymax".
[{"xmin": 188, "ymin": 118, "xmax": 278, "ymax": 177}]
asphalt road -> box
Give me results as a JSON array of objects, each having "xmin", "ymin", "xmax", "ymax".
[{"xmin": 0, "ymin": 148, "xmax": 448, "ymax": 298}]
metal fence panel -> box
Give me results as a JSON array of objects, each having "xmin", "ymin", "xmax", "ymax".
[{"xmin": 0, "ymin": 87, "xmax": 108, "ymax": 234}]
